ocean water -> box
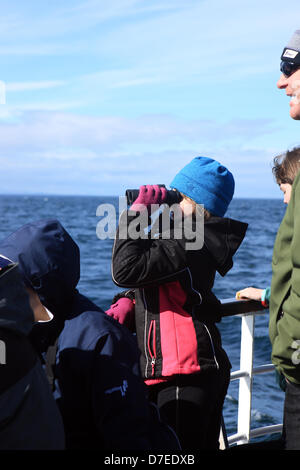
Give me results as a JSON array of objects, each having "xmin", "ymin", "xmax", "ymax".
[{"xmin": 0, "ymin": 195, "xmax": 287, "ymax": 442}]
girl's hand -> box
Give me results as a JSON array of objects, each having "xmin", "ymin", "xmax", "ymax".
[
  {"xmin": 105, "ymin": 296, "xmax": 135, "ymax": 331},
  {"xmin": 130, "ymin": 185, "xmax": 167, "ymax": 212},
  {"xmin": 236, "ymin": 287, "xmax": 263, "ymax": 301}
]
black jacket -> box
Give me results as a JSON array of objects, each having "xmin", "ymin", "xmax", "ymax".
[{"xmin": 112, "ymin": 211, "xmax": 247, "ymax": 382}]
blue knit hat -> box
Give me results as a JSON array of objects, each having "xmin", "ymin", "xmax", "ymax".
[{"xmin": 170, "ymin": 156, "xmax": 235, "ymax": 217}]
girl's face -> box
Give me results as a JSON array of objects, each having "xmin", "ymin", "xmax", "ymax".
[
  {"xmin": 280, "ymin": 183, "xmax": 292, "ymax": 204},
  {"xmin": 179, "ymin": 197, "xmax": 195, "ymax": 217}
]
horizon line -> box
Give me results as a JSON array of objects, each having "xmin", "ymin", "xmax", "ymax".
[{"xmin": 0, "ymin": 192, "xmax": 282, "ymax": 200}]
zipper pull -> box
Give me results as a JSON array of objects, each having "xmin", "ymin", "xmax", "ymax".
[{"xmin": 151, "ymin": 357, "xmax": 156, "ymax": 375}]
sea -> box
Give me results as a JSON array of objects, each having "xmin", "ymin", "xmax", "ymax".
[{"xmin": 0, "ymin": 195, "xmax": 287, "ymax": 443}]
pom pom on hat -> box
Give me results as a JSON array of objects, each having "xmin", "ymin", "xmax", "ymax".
[{"xmin": 170, "ymin": 156, "xmax": 235, "ymax": 217}]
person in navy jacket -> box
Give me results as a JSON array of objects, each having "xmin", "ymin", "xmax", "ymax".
[
  {"xmin": 0, "ymin": 219, "xmax": 179, "ymax": 450},
  {"xmin": 0, "ymin": 255, "xmax": 65, "ymax": 450}
]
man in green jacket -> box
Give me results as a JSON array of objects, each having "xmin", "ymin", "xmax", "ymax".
[
  {"xmin": 237, "ymin": 30, "xmax": 300, "ymax": 448},
  {"xmin": 270, "ymin": 30, "xmax": 300, "ymax": 449}
]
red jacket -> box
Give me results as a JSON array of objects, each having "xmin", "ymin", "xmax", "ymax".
[{"xmin": 112, "ymin": 210, "xmax": 247, "ymax": 384}]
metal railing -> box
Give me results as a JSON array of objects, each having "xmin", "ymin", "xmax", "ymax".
[{"xmin": 219, "ymin": 298, "xmax": 283, "ymax": 448}]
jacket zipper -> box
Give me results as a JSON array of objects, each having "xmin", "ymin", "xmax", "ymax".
[
  {"xmin": 186, "ymin": 268, "xmax": 218, "ymax": 369},
  {"xmin": 203, "ymin": 323, "xmax": 219, "ymax": 369},
  {"xmin": 147, "ymin": 320, "xmax": 157, "ymax": 376},
  {"xmin": 142, "ymin": 289, "xmax": 149, "ymax": 378}
]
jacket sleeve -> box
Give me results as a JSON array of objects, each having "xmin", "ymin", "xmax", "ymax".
[
  {"xmin": 112, "ymin": 211, "xmax": 190, "ymax": 288},
  {"xmin": 0, "ymin": 263, "xmax": 34, "ymax": 336},
  {"xmin": 265, "ymin": 287, "xmax": 271, "ymax": 304},
  {"xmin": 91, "ymin": 332, "xmax": 153, "ymax": 450},
  {"xmin": 272, "ymin": 174, "xmax": 300, "ymax": 381}
]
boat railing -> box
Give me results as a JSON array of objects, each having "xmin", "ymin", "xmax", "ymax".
[{"xmin": 219, "ymin": 298, "xmax": 283, "ymax": 448}]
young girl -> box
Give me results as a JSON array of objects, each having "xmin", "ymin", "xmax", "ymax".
[
  {"xmin": 111, "ymin": 156, "xmax": 247, "ymax": 450},
  {"xmin": 235, "ymin": 146, "xmax": 300, "ymax": 450}
]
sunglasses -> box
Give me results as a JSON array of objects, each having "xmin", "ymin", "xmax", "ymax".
[{"xmin": 280, "ymin": 61, "xmax": 300, "ymax": 77}]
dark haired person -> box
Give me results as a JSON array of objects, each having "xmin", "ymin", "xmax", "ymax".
[
  {"xmin": 0, "ymin": 219, "xmax": 179, "ymax": 451},
  {"xmin": 236, "ymin": 145, "xmax": 300, "ymax": 449},
  {"xmin": 0, "ymin": 255, "xmax": 65, "ymax": 450},
  {"xmin": 237, "ymin": 146, "xmax": 300, "ymax": 303}
]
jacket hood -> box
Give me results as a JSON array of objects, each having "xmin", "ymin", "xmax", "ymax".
[
  {"xmin": 0, "ymin": 219, "xmax": 80, "ymax": 313},
  {"xmin": 204, "ymin": 217, "xmax": 248, "ymax": 276},
  {"xmin": 0, "ymin": 263, "xmax": 34, "ymax": 335}
]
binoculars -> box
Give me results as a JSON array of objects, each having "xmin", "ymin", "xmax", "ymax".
[{"xmin": 125, "ymin": 185, "xmax": 182, "ymax": 206}]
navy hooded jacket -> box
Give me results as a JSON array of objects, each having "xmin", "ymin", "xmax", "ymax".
[
  {"xmin": 0, "ymin": 220, "xmax": 180, "ymax": 450},
  {"xmin": 0, "ymin": 256, "xmax": 65, "ymax": 450}
]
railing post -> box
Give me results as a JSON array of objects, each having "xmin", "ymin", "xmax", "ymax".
[
  {"xmin": 237, "ymin": 313, "xmax": 255, "ymax": 445},
  {"xmin": 220, "ymin": 300, "xmax": 282, "ymax": 447}
]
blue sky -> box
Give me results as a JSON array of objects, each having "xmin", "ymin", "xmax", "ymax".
[{"xmin": 1, "ymin": 0, "xmax": 300, "ymax": 198}]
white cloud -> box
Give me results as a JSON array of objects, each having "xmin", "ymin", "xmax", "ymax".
[
  {"xmin": 0, "ymin": 0, "xmax": 299, "ymax": 198},
  {"xmin": 0, "ymin": 110, "xmax": 278, "ymax": 155},
  {"xmin": 0, "ymin": 0, "xmax": 191, "ymax": 54},
  {"xmin": 0, "ymin": 0, "xmax": 297, "ymax": 77},
  {"xmin": 0, "ymin": 108, "xmax": 283, "ymax": 197},
  {"xmin": 6, "ymin": 80, "xmax": 66, "ymax": 92}
]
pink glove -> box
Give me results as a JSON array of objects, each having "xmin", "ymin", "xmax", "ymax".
[
  {"xmin": 130, "ymin": 185, "xmax": 167, "ymax": 212},
  {"xmin": 105, "ymin": 297, "xmax": 135, "ymax": 331}
]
